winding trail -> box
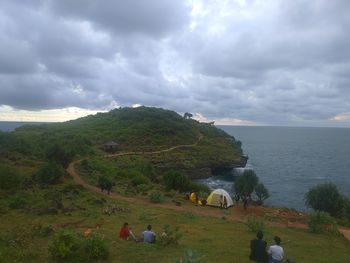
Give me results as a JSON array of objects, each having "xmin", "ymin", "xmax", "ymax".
[
  {"xmin": 104, "ymin": 134, "xmax": 203, "ymax": 158},
  {"xmin": 66, "ymin": 134, "xmax": 350, "ymax": 241}
]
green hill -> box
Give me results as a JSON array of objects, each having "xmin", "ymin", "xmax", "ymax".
[{"xmin": 0, "ymin": 106, "xmax": 244, "ymax": 178}]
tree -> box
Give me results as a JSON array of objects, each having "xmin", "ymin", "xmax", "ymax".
[
  {"xmin": 183, "ymin": 112, "xmax": 193, "ymax": 119},
  {"xmin": 163, "ymin": 170, "xmax": 191, "ymax": 191},
  {"xmin": 254, "ymin": 183, "xmax": 270, "ymax": 204},
  {"xmin": 46, "ymin": 144, "xmax": 74, "ymax": 168},
  {"xmin": 34, "ymin": 162, "xmax": 65, "ymax": 185},
  {"xmin": 305, "ymin": 183, "xmax": 345, "ymax": 218},
  {"xmin": 234, "ymin": 170, "xmax": 258, "ymax": 197}
]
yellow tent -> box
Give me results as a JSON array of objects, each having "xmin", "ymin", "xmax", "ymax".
[{"xmin": 206, "ymin": 189, "xmax": 233, "ymax": 208}]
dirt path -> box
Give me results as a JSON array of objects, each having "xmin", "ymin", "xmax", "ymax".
[{"xmin": 105, "ymin": 134, "xmax": 203, "ymax": 158}]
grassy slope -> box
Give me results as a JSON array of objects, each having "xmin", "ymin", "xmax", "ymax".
[
  {"xmin": 0, "ymin": 179, "xmax": 349, "ymax": 263},
  {"xmin": 1, "ymin": 107, "xmax": 243, "ymax": 172}
]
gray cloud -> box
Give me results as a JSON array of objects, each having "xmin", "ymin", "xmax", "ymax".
[{"xmin": 0, "ymin": 0, "xmax": 350, "ymax": 126}]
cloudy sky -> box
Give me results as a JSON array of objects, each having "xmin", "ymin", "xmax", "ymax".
[{"xmin": 0, "ymin": 0, "xmax": 350, "ymax": 126}]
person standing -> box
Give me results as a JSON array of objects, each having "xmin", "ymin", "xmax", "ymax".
[
  {"xmin": 250, "ymin": 231, "xmax": 268, "ymax": 263},
  {"xmin": 119, "ymin": 222, "xmax": 130, "ymax": 240},
  {"xmin": 268, "ymin": 236, "xmax": 284, "ymax": 263},
  {"xmin": 223, "ymin": 195, "xmax": 228, "ymax": 209}
]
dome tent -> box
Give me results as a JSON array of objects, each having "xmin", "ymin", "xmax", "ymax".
[{"xmin": 206, "ymin": 189, "xmax": 234, "ymax": 208}]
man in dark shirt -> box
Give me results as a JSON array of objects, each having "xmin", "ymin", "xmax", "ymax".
[{"xmin": 250, "ymin": 231, "xmax": 268, "ymax": 263}]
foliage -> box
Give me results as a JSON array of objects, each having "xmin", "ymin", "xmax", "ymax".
[
  {"xmin": 305, "ymin": 183, "xmax": 345, "ymax": 217},
  {"xmin": 8, "ymin": 195, "xmax": 27, "ymax": 209},
  {"xmin": 33, "ymin": 162, "xmax": 65, "ymax": 185},
  {"xmin": 163, "ymin": 170, "xmax": 191, "ymax": 191},
  {"xmin": 0, "ymin": 166, "xmax": 21, "ymax": 191},
  {"xmin": 131, "ymin": 174, "xmax": 150, "ymax": 186},
  {"xmin": 149, "ymin": 191, "xmax": 164, "ymax": 203},
  {"xmin": 161, "ymin": 224, "xmax": 183, "ymax": 246},
  {"xmin": 49, "ymin": 229, "xmax": 79, "ymax": 261},
  {"xmin": 46, "ymin": 144, "xmax": 74, "ymax": 168},
  {"xmin": 307, "ymin": 211, "xmax": 340, "ymax": 235},
  {"xmin": 84, "ymin": 234, "xmax": 109, "ymax": 260},
  {"xmin": 49, "ymin": 229, "xmax": 108, "ymax": 262},
  {"xmin": 246, "ymin": 215, "xmax": 265, "ymax": 232},
  {"xmin": 136, "ymin": 184, "xmax": 151, "ymax": 194},
  {"xmin": 234, "ymin": 170, "xmax": 259, "ymax": 197},
  {"xmin": 254, "ymin": 183, "xmax": 270, "ymax": 204}
]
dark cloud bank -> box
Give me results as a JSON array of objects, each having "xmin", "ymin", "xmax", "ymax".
[{"xmin": 0, "ymin": 0, "xmax": 350, "ymax": 126}]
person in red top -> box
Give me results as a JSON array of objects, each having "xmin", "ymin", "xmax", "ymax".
[{"xmin": 119, "ymin": 222, "xmax": 130, "ymax": 240}]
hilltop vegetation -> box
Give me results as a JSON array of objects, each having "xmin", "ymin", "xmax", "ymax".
[{"xmin": 0, "ymin": 107, "xmax": 243, "ymax": 178}]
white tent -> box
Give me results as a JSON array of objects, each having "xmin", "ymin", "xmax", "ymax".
[{"xmin": 206, "ymin": 189, "xmax": 234, "ymax": 208}]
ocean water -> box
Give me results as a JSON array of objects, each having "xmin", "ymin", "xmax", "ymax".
[
  {"xmin": 0, "ymin": 121, "xmax": 44, "ymax": 132},
  {"xmin": 198, "ymin": 126, "xmax": 350, "ymax": 211}
]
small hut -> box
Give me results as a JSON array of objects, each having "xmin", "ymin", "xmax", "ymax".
[{"xmin": 103, "ymin": 140, "xmax": 119, "ymax": 152}]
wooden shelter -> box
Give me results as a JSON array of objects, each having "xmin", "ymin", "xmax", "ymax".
[{"xmin": 103, "ymin": 140, "xmax": 119, "ymax": 151}]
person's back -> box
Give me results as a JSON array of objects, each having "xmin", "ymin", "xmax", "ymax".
[
  {"xmin": 142, "ymin": 225, "xmax": 156, "ymax": 243},
  {"xmin": 250, "ymin": 231, "xmax": 268, "ymax": 263},
  {"xmin": 268, "ymin": 236, "xmax": 284, "ymax": 263},
  {"xmin": 119, "ymin": 222, "xmax": 130, "ymax": 240}
]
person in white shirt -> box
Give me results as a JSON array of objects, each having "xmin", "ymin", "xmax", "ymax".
[{"xmin": 268, "ymin": 236, "xmax": 284, "ymax": 263}]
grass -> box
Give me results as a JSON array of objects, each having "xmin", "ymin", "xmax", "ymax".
[{"xmin": 0, "ymin": 179, "xmax": 349, "ymax": 263}]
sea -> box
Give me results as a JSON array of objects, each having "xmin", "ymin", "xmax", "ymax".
[
  {"xmin": 197, "ymin": 126, "xmax": 350, "ymax": 211},
  {"xmin": 1, "ymin": 122, "xmax": 349, "ymax": 211}
]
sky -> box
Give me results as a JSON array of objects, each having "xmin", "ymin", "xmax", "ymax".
[{"xmin": 0, "ymin": 0, "xmax": 350, "ymax": 127}]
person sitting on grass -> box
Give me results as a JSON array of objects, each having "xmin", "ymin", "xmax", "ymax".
[
  {"xmin": 268, "ymin": 236, "xmax": 284, "ymax": 263},
  {"xmin": 249, "ymin": 230, "xmax": 268, "ymax": 263},
  {"xmin": 119, "ymin": 222, "xmax": 130, "ymax": 240},
  {"xmin": 142, "ymin": 224, "xmax": 156, "ymax": 243}
]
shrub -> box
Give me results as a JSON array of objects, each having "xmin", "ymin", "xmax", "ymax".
[
  {"xmin": 33, "ymin": 162, "xmax": 65, "ymax": 185},
  {"xmin": 84, "ymin": 234, "xmax": 108, "ymax": 260},
  {"xmin": 46, "ymin": 144, "xmax": 74, "ymax": 168},
  {"xmin": 254, "ymin": 183, "xmax": 270, "ymax": 204},
  {"xmin": 305, "ymin": 183, "xmax": 345, "ymax": 217},
  {"xmin": 246, "ymin": 215, "xmax": 265, "ymax": 232},
  {"xmin": 0, "ymin": 166, "xmax": 21, "ymax": 191},
  {"xmin": 149, "ymin": 191, "xmax": 164, "ymax": 203},
  {"xmin": 49, "ymin": 229, "xmax": 79, "ymax": 261},
  {"xmin": 160, "ymin": 224, "xmax": 183, "ymax": 246},
  {"xmin": 8, "ymin": 195, "xmax": 27, "ymax": 209},
  {"xmin": 49, "ymin": 229, "xmax": 109, "ymax": 262},
  {"xmin": 307, "ymin": 211, "xmax": 340, "ymax": 235},
  {"xmin": 131, "ymin": 174, "xmax": 150, "ymax": 186},
  {"xmin": 234, "ymin": 170, "xmax": 258, "ymax": 197},
  {"xmin": 136, "ymin": 184, "xmax": 150, "ymax": 194},
  {"xmin": 163, "ymin": 170, "xmax": 191, "ymax": 191}
]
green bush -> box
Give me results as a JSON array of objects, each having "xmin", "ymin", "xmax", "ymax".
[
  {"xmin": 33, "ymin": 162, "xmax": 65, "ymax": 185},
  {"xmin": 307, "ymin": 211, "xmax": 340, "ymax": 235},
  {"xmin": 160, "ymin": 224, "xmax": 183, "ymax": 246},
  {"xmin": 305, "ymin": 183, "xmax": 345, "ymax": 218},
  {"xmin": 163, "ymin": 170, "xmax": 191, "ymax": 191},
  {"xmin": 49, "ymin": 229, "xmax": 109, "ymax": 262},
  {"xmin": 49, "ymin": 229, "xmax": 79, "ymax": 261},
  {"xmin": 246, "ymin": 215, "xmax": 265, "ymax": 232},
  {"xmin": 0, "ymin": 166, "xmax": 21, "ymax": 191},
  {"xmin": 149, "ymin": 191, "xmax": 164, "ymax": 203},
  {"xmin": 46, "ymin": 144, "xmax": 74, "ymax": 168},
  {"xmin": 136, "ymin": 184, "xmax": 151, "ymax": 194},
  {"xmin": 84, "ymin": 234, "xmax": 109, "ymax": 260},
  {"xmin": 131, "ymin": 174, "xmax": 150, "ymax": 186},
  {"xmin": 8, "ymin": 195, "xmax": 27, "ymax": 209}
]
